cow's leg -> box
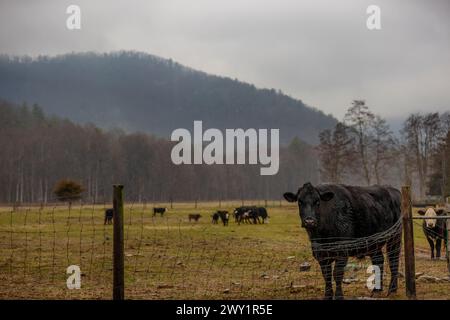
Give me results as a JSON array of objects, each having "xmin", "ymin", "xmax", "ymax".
[
  {"xmin": 333, "ymin": 257, "xmax": 348, "ymax": 300},
  {"xmin": 436, "ymin": 238, "xmax": 442, "ymax": 259},
  {"xmin": 370, "ymin": 250, "xmax": 384, "ymax": 293},
  {"xmin": 318, "ymin": 259, "xmax": 333, "ymax": 300},
  {"xmin": 426, "ymin": 236, "xmax": 435, "ymax": 259},
  {"xmin": 386, "ymin": 234, "xmax": 401, "ymax": 294}
]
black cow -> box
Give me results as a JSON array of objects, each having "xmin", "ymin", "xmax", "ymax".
[
  {"xmin": 104, "ymin": 208, "xmax": 114, "ymax": 225},
  {"xmin": 153, "ymin": 207, "xmax": 167, "ymax": 217},
  {"xmin": 188, "ymin": 213, "xmax": 202, "ymax": 222},
  {"xmin": 211, "ymin": 212, "xmax": 220, "ymax": 224},
  {"xmin": 234, "ymin": 206, "xmax": 268, "ymax": 224},
  {"xmin": 418, "ymin": 207, "xmax": 447, "ymax": 259},
  {"xmin": 234, "ymin": 206, "xmax": 256, "ymax": 224},
  {"xmin": 284, "ymin": 183, "xmax": 401, "ymax": 300},
  {"xmin": 218, "ymin": 210, "xmax": 229, "ymax": 226},
  {"xmin": 233, "ymin": 207, "xmax": 246, "ymax": 224},
  {"xmin": 255, "ymin": 207, "xmax": 269, "ymax": 224}
]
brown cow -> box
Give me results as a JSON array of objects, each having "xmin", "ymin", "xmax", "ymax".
[{"xmin": 188, "ymin": 213, "xmax": 202, "ymax": 222}]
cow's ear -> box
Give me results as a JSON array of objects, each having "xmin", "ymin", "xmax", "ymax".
[
  {"xmin": 284, "ymin": 192, "xmax": 298, "ymax": 203},
  {"xmin": 418, "ymin": 210, "xmax": 425, "ymax": 215},
  {"xmin": 436, "ymin": 209, "xmax": 446, "ymax": 215},
  {"xmin": 320, "ymin": 191, "xmax": 334, "ymax": 202}
]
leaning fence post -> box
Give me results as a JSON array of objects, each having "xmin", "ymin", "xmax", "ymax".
[
  {"xmin": 113, "ymin": 184, "xmax": 125, "ymax": 300},
  {"xmin": 401, "ymin": 186, "xmax": 416, "ymax": 299}
]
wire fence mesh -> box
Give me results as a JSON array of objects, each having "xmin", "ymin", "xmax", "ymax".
[{"xmin": 0, "ymin": 200, "xmax": 449, "ymax": 300}]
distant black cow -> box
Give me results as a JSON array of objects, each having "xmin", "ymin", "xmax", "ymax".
[
  {"xmin": 234, "ymin": 206, "xmax": 256, "ymax": 224},
  {"xmin": 188, "ymin": 213, "xmax": 202, "ymax": 222},
  {"xmin": 234, "ymin": 206, "xmax": 268, "ymax": 224},
  {"xmin": 217, "ymin": 211, "xmax": 229, "ymax": 226},
  {"xmin": 211, "ymin": 212, "xmax": 220, "ymax": 224},
  {"xmin": 104, "ymin": 208, "xmax": 114, "ymax": 225},
  {"xmin": 255, "ymin": 207, "xmax": 269, "ymax": 223},
  {"xmin": 153, "ymin": 207, "xmax": 167, "ymax": 217},
  {"xmin": 284, "ymin": 183, "xmax": 401, "ymax": 300},
  {"xmin": 418, "ymin": 207, "xmax": 447, "ymax": 259}
]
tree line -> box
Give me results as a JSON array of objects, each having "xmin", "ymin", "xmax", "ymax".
[
  {"xmin": 3, "ymin": 98, "xmax": 448, "ymax": 204},
  {"xmin": 317, "ymin": 100, "xmax": 450, "ymax": 199},
  {"xmin": 0, "ymin": 100, "xmax": 317, "ymax": 204}
]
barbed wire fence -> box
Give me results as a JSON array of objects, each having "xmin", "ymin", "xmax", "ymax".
[{"xmin": 0, "ymin": 185, "xmax": 449, "ymax": 300}]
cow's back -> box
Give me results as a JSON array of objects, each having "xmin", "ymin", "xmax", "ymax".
[
  {"xmin": 346, "ymin": 185, "xmax": 400, "ymax": 237},
  {"xmin": 315, "ymin": 184, "xmax": 401, "ymax": 240}
]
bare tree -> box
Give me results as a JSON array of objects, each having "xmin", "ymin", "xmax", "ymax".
[
  {"xmin": 402, "ymin": 113, "xmax": 442, "ymax": 198},
  {"xmin": 344, "ymin": 100, "xmax": 375, "ymax": 185},
  {"xmin": 371, "ymin": 115, "xmax": 396, "ymax": 185},
  {"xmin": 318, "ymin": 122, "xmax": 354, "ymax": 183}
]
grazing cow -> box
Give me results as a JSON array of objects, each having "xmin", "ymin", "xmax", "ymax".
[
  {"xmin": 188, "ymin": 213, "xmax": 202, "ymax": 222},
  {"xmin": 233, "ymin": 207, "xmax": 245, "ymax": 224},
  {"xmin": 418, "ymin": 207, "xmax": 447, "ymax": 259},
  {"xmin": 104, "ymin": 208, "xmax": 114, "ymax": 225},
  {"xmin": 241, "ymin": 211, "xmax": 251, "ymax": 224},
  {"xmin": 153, "ymin": 207, "xmax": 167, "ymax": 217},
  {"xmin": 234, "ymin": 206, "xmax": 256, "ymax": 224},
  {"xmin": 211, "ymin": 212, "xmax": 220, "ymax": 224},
  {"xmin": 284, "ymin": 183, "xmax": 401, "ymax": 300},
  {"xmin": 235, "ymin": 209, "xmax": 250, "ymax": 225},
  {"xmin": 234, "ymin": 206, "xmax": 267, "ymax": 224},
  {"xmin": 248, "ymin": 209, "xmax": 260, "ymax": 224},
  {"xmin": 255, "ymin": 207, "xmax": 269, "ymax": 223},
  {"xmin": 218, "ymin": 210, "xmax": 229, "ymax": 226}
]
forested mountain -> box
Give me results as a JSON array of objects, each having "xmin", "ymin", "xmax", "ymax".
[
  {"xmin": 0, "ymin": 51, "xmax": 336, "ymax": 144},
  {"xmin": 0, "ymin": 100, "xmax": 318, "ymax": 203}
]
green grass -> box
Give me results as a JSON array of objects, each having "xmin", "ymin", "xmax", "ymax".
[{"xmin": 0, "ymin": 202, "xmax": 448, "ymax": 300}]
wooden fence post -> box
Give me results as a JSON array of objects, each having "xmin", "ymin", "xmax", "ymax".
[
  {"xmin": 113, "ymin": 184, "xmax": 125, "ymax": 300},
  {"xmin": 446, "ymin": 219, "xmax": 450, "ymax": 275},
  {"xmin": 401, "ymin": 186, "xmax": 416, "ymax": 299}
]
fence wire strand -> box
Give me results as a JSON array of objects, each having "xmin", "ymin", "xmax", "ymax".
[{"xmin": 0, "ymin": 201, "xmax": 449, "ymax": 299}]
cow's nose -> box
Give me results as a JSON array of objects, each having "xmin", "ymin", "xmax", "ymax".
[{"xmin": 304, "ymin": 218, "xmax": 316, "ymax": 226}]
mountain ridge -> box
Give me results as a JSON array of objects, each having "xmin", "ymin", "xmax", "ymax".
[{"xmin": 0, "ymin": 51, "xmax": 337, "ymax": 144}]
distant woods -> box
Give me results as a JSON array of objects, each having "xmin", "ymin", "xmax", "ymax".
[
  {"xmin": 2, "ymin": 97, "xmax": 449, "ymax": 204},
  {"xmin": 0, "ymin": 100, "xmax": 317, "ymax": 204},
  {"xmin": 318, "ymin": 100, "xmax": 450, "ymax": 199}
]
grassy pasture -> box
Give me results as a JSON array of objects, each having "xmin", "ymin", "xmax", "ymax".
[{"xmin": 0, "ymin": 202, "xmax": 448, "ymax": 300}]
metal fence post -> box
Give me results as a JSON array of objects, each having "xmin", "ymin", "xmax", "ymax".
[
  {"xmin": 113, "ymin": 184, "xmax": 124, "ymax": 300},
  {"xmin": 401, "ymin": 186, "xmax": 416, "ymax": 299}
]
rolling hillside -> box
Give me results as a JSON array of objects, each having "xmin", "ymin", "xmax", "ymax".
[{"xmin": 0, "ymin": 51, "xmax": 337, "ymax": 144}]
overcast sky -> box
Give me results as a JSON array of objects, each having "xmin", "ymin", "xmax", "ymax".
[{"xmin": 0, "ymin": 0, "xmax": 449, "ymax": 125}]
